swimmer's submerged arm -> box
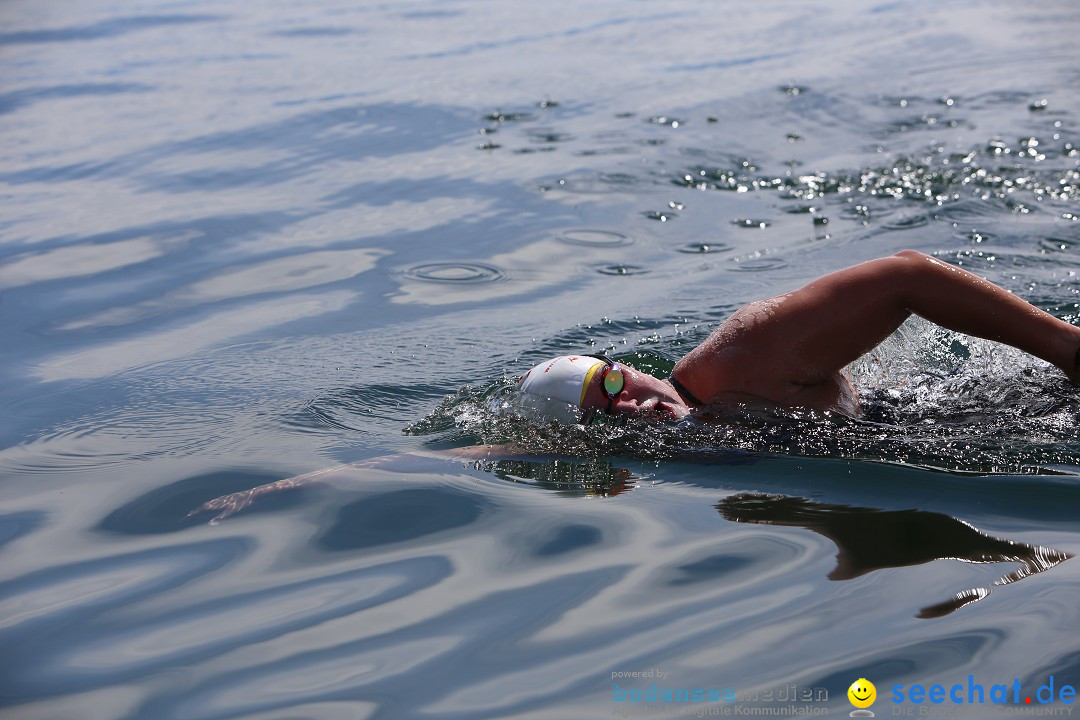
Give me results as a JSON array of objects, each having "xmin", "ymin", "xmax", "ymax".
[
  {"xmin": 188, "ymin": 445, "xmax": 535, "ymax": 523},
  {"xmin": 188, "ymin": 462, "xmax": 370, "ymax": 524}
]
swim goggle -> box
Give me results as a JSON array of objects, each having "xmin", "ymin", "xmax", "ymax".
[{"xmin": 580, "ymin": 354, "xmax": 625, "ymax": 423}]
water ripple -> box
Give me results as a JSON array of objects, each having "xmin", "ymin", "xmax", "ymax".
[
  {"xmin": 0, "ymin": 511, "xmax": 46, "ymax": 549},
  {"xmin": 1039, "ymin": 235, "xmax": 1080, "ymax": 253},
  {"xmin": 883, "ymin": 214, "xmax": 930, "ymax": 231},
  {"xmin": 0, "ymin": 14, "xmax": 225, "ymax": 46},
  {"xmin": 402, "ymin": 262, "xmax": 505, "ymax": 284},
  {"xmin": 283, "ymin": 382, "xmax": 450, "ymax": 435},
  {"xmin": 727, "ymin": 256, "xmax": 787, "ymax": 272},
  {"xmin": 0, "ymin": 83, "xmax": 155, "ymax": 116},
  {"xmin": 557, "ymin": 229, "xmax": 632, "ymax": 248}
]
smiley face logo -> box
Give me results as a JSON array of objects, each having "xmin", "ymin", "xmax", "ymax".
[{"xmin": 848, "ymin": 678, "xmax": 876, "ymax": 709}]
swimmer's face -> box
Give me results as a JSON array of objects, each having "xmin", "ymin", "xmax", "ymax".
[
  {"xmin": 582, "ymin": 364, "xmax": 690, "ymax": 420},
  {"xmin": 847, "ymin": 679, "xmax": 876, "ymax": 709}
]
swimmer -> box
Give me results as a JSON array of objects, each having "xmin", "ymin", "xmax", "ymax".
[
  {"xmin": 521, "ymin": 250, "xmax": 1080, "ymax": 421},
  {"xmin": 190, "ymin": 249, "xmax": 1080, "ymax": 523}
]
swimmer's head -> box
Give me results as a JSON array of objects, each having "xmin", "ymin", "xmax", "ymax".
[
  {"xmin": 517, "ymin": 355, "xmax": 690, "ymax": 423},
  {"xmin": 517, "ymin": 355, "xmax": 608, "ymax": 416}
]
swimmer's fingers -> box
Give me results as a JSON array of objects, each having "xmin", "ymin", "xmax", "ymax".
[
  {"xmin": 188, "ymin": 478, "xmax": 304, "ymax": 525},
  {"xmin": 187, "ymin": 488, "xmax": 261, "ymax": 525}
]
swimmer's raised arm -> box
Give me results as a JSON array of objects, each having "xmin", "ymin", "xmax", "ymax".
[{"xmin": 674, "ymin": 250, "xmax": 1080, "ymax": 411}]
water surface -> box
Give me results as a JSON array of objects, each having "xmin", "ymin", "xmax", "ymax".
[{"xmin": 2, "ymin": 1, "xmax": 1079, "ymax": 718}]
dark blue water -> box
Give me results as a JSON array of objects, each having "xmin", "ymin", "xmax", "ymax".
[{"xmin": 2, "ymin": 1, "xmax": 1079, "ymax": 718}]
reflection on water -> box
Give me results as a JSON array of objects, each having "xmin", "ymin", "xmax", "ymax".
[
  {"xmin": 0, "ymin": 236, "xmax": 170, "ymax": 288},
  {"xmin": 60, "ymin": 248, "xmax": 389, "ymax": 331},
  {"xmin": 150, "ymin": 454, "xmax": 1080, "ymax": 717},
  {"xmin": 34, "ymin": 290, "xmax": 358, "ymax": 381},
  {"xmin": 718, "ymin": 493, "xmax": 1071, "ymax": 618},
  {"xmin": 480, "ymin": 457, "xmax": 636, "ymax": 496}
]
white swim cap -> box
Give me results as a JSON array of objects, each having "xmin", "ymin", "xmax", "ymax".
[{"xmin": 518, "ymin": 355, "xmax": 606, "ymax": 408}]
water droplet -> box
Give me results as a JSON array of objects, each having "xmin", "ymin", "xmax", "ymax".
[
  {"xmin": 483, "ymin": 109, "xmax": 536, "ymax": 123},
  {"xmin": 730, "ymin": 218, "xmax": 770, "ymax": 229},
  {"xmin": 647, "ymin": 116, "xmax": 684, "ymax": 128},
  {"xmin": 597, "ymin": 264, "xmax": 648, "ymax": 276},
  {"xmin": 955, "ymin": 228, "xmax": 997, "ymax": 244},
  {"xmin": 677, "ymin": 242, "xmax": 730, "ymax": 254}
]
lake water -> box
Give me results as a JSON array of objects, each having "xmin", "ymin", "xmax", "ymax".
[{"xmin": 2, "ymin": 0, "xmax": 1079, "ymax": 718}]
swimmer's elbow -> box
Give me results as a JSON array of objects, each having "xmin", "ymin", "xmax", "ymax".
[{"xmin": 893, "ymin": 249, "xmax": 930, "ymax": 262}]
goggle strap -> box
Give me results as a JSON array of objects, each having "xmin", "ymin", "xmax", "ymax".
[{"xmin": 580, "ymin": 359, "xmax": 607, "ymax": 406}]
